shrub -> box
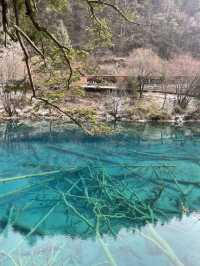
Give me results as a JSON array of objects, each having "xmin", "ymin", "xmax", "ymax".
[
  {"xmin": 126, "ymin": 77, "xmax": 139, "ymax": 96},
  {"xmin": 127, "ymin": 99, "xmax": 171, "ymax": 121},
  {"xmin": 120, "ymin": 48, "xmax": 164, "ymax": 97}
]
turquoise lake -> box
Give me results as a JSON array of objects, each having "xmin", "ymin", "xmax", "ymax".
[{"xmin": 0, "ymin": 121, "xmax": 200, "ymax": 266}]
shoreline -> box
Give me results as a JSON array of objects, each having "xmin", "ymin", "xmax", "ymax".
[
  {"xmin": 0, "ymin": 91, "xmax": 199, "ymax": 126},
  {"xmin": 1, "ymin": 116, "xmax": 200, "ymax": 124}
]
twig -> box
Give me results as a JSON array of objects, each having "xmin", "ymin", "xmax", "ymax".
[
  {"xmin": 96, "ymin": 215, "xmax": 117, "ymax": 266},
  {"xmin": 62, "ymin": 192, "xmax": 94, "ymax": 229},
  {"xmin": 139, "ymin": 224, "xmax": 184, "ymax": 266}
]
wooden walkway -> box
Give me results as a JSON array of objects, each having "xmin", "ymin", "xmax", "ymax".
[{"xmin": 84, "ymin": 84, "xmax": 118, "ymax": 92}]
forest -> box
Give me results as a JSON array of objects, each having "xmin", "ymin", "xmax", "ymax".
[
  {"xmin": 67, "ymin": 0, "xmax": 200, "ymax": 59},
  {"xmin": 0, "ymin": 0, "xmax": 200, "ymax": 132}
]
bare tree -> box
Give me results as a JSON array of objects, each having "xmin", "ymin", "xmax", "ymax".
[
  {"xmin": 105, "ymin": 87, "xmax": 128, "ymax": 127},
  {"xmin": 124, "ymin": 48, "xmax": 164, "ymax": 97},
  {"xmin": 0, "ymin": 45, "xmax": 27, "ymax": 116},
  {"xmin": 166, "ymin": 54, "xmax": 200, "ymax": 109},
  {"xmin": 174, "ymin": 76, "xmax": 200, "ymax": 109}
]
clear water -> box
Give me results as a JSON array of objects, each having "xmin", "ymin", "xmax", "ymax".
[{"xmin": 0, "ymin": 121, "xmax": 200, "ymax": 266}]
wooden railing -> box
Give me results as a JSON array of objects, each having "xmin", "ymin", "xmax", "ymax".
[{"xmin": 85, "ymin": 75, "xmax": 194, "ymax": 86}]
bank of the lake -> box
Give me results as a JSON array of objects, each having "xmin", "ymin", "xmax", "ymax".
[{"xmin": 0, "ymin": 92, "xmax": 200, "ymax": 126}]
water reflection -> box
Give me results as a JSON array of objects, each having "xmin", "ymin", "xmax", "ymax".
[
  {"xmin": 0, "ymin": 121, "xmax": 200, "ymax": 265},
  {"xmin": 1, "ymin": 215, "xmax": 200, "ymax": 266}
]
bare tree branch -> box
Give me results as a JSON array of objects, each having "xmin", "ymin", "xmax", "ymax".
[
  {"xmin": 87, "ymin": 0, "xmax": 142, "ymax": 26},
  {"xmin": 13, "ymin": 25, "xmax": 44, "ymax": 58}
]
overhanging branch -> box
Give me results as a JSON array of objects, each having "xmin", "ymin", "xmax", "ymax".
[{"xmin": 87, "ymin": 0, "xmax": 142, "ymax": 26}]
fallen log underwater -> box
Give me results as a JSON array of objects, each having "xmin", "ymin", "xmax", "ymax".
[
  {"xmin": 46, "ymin": 144, "xmax": 200, "ymax": 166},
  {"xmin": 46, "ymin": 144, "xmax": 117, "ymax": 165},
  {"xmin": 93, "ymin": 145, "xmax": 200, "ymax": 164},
  {"xmin": 0, "ymin": 155, "xmax": 199, "ymax": 245}
]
